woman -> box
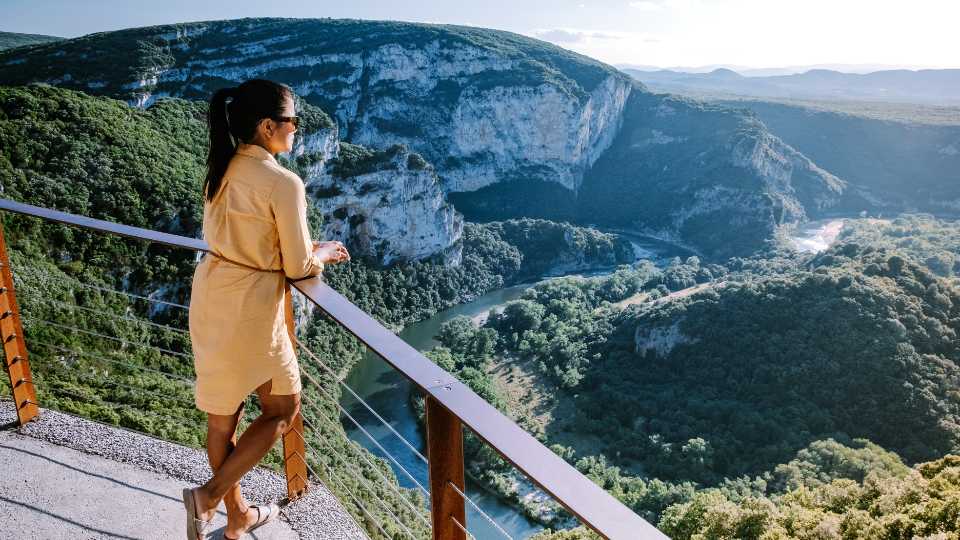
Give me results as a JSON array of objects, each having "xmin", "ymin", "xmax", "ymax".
[{"xmin": 182, "ymin": 79, "xmax": 349, "ymax": 540}]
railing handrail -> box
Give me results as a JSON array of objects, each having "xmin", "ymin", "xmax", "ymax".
[{"xmin": 0, "ymin": 198, "xmax": 665, "ymax": 539}]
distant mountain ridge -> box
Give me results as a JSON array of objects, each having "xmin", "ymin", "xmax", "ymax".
[
  {"xmin": 625, "ymin": 67, "xmax": 960, "ymax": 105},
  {"xmin": 617, "ymin": 63, "xmax": 935, "ymax": 76},
  {"xmin": 0, "ymin": 31, "xmax": 63, "ymax": 51}
]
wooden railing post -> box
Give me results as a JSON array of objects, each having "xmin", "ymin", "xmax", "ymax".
[
  {"xmin": 426, "ymin": 395, "xmax": 467, "ymax": 540},
  {"xmin": 0, "ymin": 223, "xmax": 39, "ymax": 425},
  {"xmin": 283, "ymin": 283, "xmax": 308, "ymax": 500}
]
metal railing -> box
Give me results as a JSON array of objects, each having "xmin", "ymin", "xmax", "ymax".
[{"xmin": 0, "ymin": 198, "xmax": 665, "ymax": 540}]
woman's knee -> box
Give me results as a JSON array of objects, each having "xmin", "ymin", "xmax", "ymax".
[
  {"xmin": 262, "ymin": 395, "xmax": 300, "ymax": 429},
  {"xmin": 207, "ymin": 406, "xmax": 243, "ymax": 437}
]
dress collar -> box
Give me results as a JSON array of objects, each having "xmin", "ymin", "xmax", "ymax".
[{"xmin": 235, "ymin": 143, "xmax": 277, "ymax": 164}]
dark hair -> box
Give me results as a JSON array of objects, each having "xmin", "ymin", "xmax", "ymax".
[{"xmin": 204, "ymin": 79, "xmax": 294, "ymax": 201}]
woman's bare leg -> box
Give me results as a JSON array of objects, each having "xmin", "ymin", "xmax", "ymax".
[
  {"xmin": 193, "ymin": 379, "xmax": 300, "ymax": 522},
  {"xmin": 206, "ymin": 403, "xmax": 261, "ymax": 536}
]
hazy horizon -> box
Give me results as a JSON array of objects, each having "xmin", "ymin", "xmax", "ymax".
[{"xmin": 2, "ymin": 0, "xmax": 958, "ymax": 71}]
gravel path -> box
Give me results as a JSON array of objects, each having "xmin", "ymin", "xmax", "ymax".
[{"xmin": 0, "ymin": 402, "xmax": 368, "ymax": 539}]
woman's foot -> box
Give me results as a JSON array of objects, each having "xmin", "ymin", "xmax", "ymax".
[
  {"xmin": 223, "ymin": 504, "xmax": 280, "ymax": 539},
  {"xmin": 192, "ymin": 486, "xmax": 218, "ymax": 523},
  {"xmin": 183, "ymin": 487, "xmax": 216, "ymax": 540}
]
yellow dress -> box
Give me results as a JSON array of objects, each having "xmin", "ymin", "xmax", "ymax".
[{"xmin": 188, "ymin": 143, "xmax": 324, "ymax": 415}]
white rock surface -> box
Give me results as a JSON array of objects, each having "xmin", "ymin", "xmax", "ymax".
[{"xmin": 305, "ymin": 145, "xmax": 463, "ymax": 265}]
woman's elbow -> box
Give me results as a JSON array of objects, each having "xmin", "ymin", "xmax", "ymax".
[{"xmin": 285, "ymin": 260, "xmax": 323, "ymax": 281}]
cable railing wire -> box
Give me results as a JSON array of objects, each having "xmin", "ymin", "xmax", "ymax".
[
  {"xmin": 451, "ymin": 515, "xmax": 478, "ymax": 540},
  {"xmin": 447, "ymin": 481, "xmax": 514, "ymax": 540},
  {"xmin": 23, "ymin": 317, "xmax": 193, "ymax": 359},
  {"xmin": 300, "ymin": 335, "xmax": 515, "ymax": 539},
  {"xmin": 13, "ymin": 264, "xmax": 190, "ymax": 310},
  {"xmin": 47, "ymin": 385, "xmax": 199, "ymax": 432},
  {"xmin": 30, "ymin": 335, "xmax": 191, "ymax": 381},
  {"xmin": 300, "ymin": 404, "xmax": 431, "ymax": 525},
  {"xmin": 28, "ymin": 296, "xmax": 191, "ymax": 336},
  {"xmin": 296, "ymin": 337, "xmax": 429, "ymax": 464},
  {"xmin": 29, "ymin": 339, "xmax": 195, "ymax": 384},
  {"xmin": 300, "ymin": 384, "xmax": 429, "ymax": 498},
  {"xmin": 320, "ymin": 462, "xmax": 392, "ymax": 539},
  {"xmin": 307, "ymin": 454, "xmax": 419, "ymax": 540},
  {"xmin": 303, "ymin": 457, "xmax": 392, "ymax": 540},
  {"xmin": 304, "ymin": 435, "xmax": 423, "ymax": 540},
  {"xmin": 298, "ymin": 367, "xmax": 431, "ymax": 499},
  {"xmin": 300, "ymin": 403, "xmax": 432, "ymax": 530},
  {"xmin": 29, "ymin": 353, "xmax": 195, "ymax": 408}
]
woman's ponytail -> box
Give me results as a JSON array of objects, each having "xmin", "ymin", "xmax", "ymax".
[
  {"xmin": 204, "ymin": 86, "xmax": 238, "ymax": 202},
  {"xmin": 203, "ymin": 80, "xmax": 294, "ymax": 202}
]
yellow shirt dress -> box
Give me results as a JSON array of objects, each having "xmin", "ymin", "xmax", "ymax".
[{"xmin": 189, "ymin": 142, "xmax": 325, "ymax": 415}]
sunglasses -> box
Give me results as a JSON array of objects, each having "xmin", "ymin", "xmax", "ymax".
[{"xmin": 272, "ymin": 115, "xmax": 300, "ymax": 129}]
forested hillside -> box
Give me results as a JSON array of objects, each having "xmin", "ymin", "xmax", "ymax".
[
  {"xmin": 426, "ymin": 215, "xmax": 960, "ymax": 536},
  {"xmin": 0, "ymin": 31, "xmax": 62, "ymax": 51}
]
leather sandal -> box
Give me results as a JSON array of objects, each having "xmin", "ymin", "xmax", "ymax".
[
  {"xmin": 182, "ymin": 487, "xmax": 213, "ymax": 540},
  {"xmin": 223, "ymin": 503, "xmax": 281, "ymax": 539}
]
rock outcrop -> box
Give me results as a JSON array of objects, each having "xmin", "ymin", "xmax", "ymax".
[
  {"xmin": 579, "ymin": 93, "xmax": 847, "ymax": 258},
  {"xmin": 281, "ymin": 110, "xmax": 461, "ymax": 265},
  {"xmin": 305, "ymin": 142, "xmax": 463, "ymax": 265},
  {"xmin": 716, "ymin": 99, "xmax": 960, "ymax": 214}
]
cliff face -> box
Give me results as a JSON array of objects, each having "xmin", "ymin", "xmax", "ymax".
[
  {"xmin": 298, "ymin": 41, "xmax": 631, "ymax": 195},
  {"xmin": 279, "ymin": 115, "xmax": 462, "ymax": 265},
  {"xmin": 0, "ymin": 17, "xmax": 851, "ymax": 259},
  {"xmin": 305, "ymin": 142, "xmax": 463, "ymax": 265},
  {"xmin": 0, "ymin": 18, "xmax": 630, "ymax": 197},
  {"xmin": 579, "ymin": 93, "xmax": 846, "ymax": 258},
  {"xmin": 718, "ymin": 100, "xmax": 960, "ymax": 213}
]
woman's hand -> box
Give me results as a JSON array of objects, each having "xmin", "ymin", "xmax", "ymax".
[{"xmin": 313, "ymin": 240, "xmax": 350, "ymax": 264}]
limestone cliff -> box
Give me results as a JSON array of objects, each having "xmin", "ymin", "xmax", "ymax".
[
  {"xmin": 305, "ymin": 142, "xmax": 463, "ymax": 265},
  {"xmin": 0, "ymin": 18, "xmax": 628, "ymax": 259},
  {"xmin": 276, "ymin": 111, "xmax": 462, "ymax": 265},
  {"xmin": 717, "ymin": 99, "xmax": 960, "ymax": 214},
  {"xmin": 0, "ymin": 17, "xmax": 851, "ymax": 259},
  {"xmin": 579, "ymin": 93, "xmax": 847, "ymax": 258},
  {"xmin": 0, "ymin": 18, "xmax": 629, "ymax": 197}
]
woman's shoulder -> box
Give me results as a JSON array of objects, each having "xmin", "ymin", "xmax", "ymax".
[
  {"xmin": 265, "ymin": 160, "xmax": 303, "ymax": 187},
  {"xmin": 263, "ymin": 160, "xmax": 306, "ymax": 199},
  {"xmin": 230, "ymin": 153, "xmax": 303, "ymax": 187}
]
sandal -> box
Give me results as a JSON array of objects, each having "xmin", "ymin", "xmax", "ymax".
[
  {"xmin": 223, "ymin": 503, "xmax": 281, "ymax": 539},
  {"xmin": 182, "ymin": 487, "xmax": 214, "ymax": 540}
]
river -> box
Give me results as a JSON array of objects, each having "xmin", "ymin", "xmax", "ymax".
[
  {"xmin": 341, "ymin": 283, "xmax": 542, "ymax": 539},
  {"xmin": 338, "ymin": 224, "xmax": 835, "ymax": 538}
]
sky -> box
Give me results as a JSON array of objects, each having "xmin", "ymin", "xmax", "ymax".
[{"xmin": 2, "ymin": 0, "xmax": 959, "ymax": 70}]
